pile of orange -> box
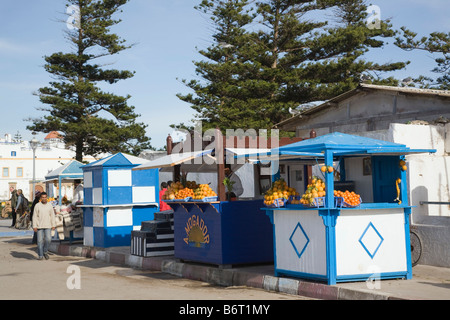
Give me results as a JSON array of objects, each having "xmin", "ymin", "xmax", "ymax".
[
  {"xmin": 193, "ymin": 184, "xmax": 217, "ymax": 200},
  {"xmin": 334, "ymin": 190, "xmax": 361, "ymax": 207},
  {"xmin": 176, "ymin": 187, "xmax": 195, "ymax": 200},
  {"xmin": 264, "ymin": 179, "xmax": 298, "ymax": 206},
  {"xmin": 299, "ymin": 177, "xmax": 326, "ymax": 206}
]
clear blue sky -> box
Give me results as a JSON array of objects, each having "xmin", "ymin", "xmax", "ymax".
[{"xmin": 0, "ymin": 0, "xmax": 448, "ymax": 149}]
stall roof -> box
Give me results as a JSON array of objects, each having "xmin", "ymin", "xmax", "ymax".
[
  {"xmin": 45, "ymin": 160, "xmax": 84, "ymax": 181},
  {"xmin": 82, "ymin": 152, "xmax": 147, "ymax": 168},
  {"xmin": 133, "ymin": 148, "xmax": 272, "ymax": 172},
  {"xmin": 238, "ymin": 132, "xmax": 436, "ymax": 161}
]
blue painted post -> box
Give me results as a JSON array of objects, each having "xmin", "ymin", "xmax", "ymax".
[
  {"xmin": 399, "ymin": 156, "xmax": 408, "ymax": 205},
  {"xmin": 324, "ymin": 151, "xmax": 335, "ymax": 209},
  {"xmin": 403, "ymin": 207, "xmax": 413, "ymax": 279},
  {"xmin": 320, "ymin": 210, "xmax": 339, "ymax": 285}
]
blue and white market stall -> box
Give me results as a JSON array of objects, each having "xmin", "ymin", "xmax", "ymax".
[
  {"xmin": 81, "ymin": 153, "xmax": 159, "ymax": 248},
  {"xmin": 256, "ymin": 132, "xmax": 435, "ymax": 285},
  {"xmin": 133, "ymin": 148, "xmax": 274, "ymax": 267},
  {"xmin": 45, "ymin": 160, "xmax": 84, "ymax": 205},
  {"xmin": 44, "ymin": 160, "xmax": 85, "ymax": 242}
]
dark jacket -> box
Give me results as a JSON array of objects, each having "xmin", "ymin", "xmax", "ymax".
[
  {"xmin": 10, "ymin": 190, "xmax": 18, "ymax": 211},
  {"xmin": 30, "ymin": 196, "xmax": 40, "ymax": 221}
]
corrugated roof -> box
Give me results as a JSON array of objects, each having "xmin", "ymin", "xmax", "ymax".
[{"xmin": 275, "ymin": 84, "xmax": 450, "ymax": 130}]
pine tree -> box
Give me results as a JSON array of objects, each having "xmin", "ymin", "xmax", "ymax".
[
  {"xmin": 395, "ymin": 28, "xmax": 449, "ymax": 90},
  {"xmin": 176, "ymin": 0, "xmax": 261, "ymax": 131},
  {"xmin": 268, "ymin": 0, "xmax": 408, "ymax": 104},
  {"xmin": 27, "ymin": 0, "xmax": 152, "ymax": 161},
  {"xmin": 177, "ymin": 0, "xmax": 407, "ymax": 132}
]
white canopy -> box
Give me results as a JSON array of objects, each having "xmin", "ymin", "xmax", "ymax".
[{"xmin": 133, "ymin": 148, "xmax": 271, "ymax": 172}]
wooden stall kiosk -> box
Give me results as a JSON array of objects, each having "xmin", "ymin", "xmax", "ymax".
[
  {"xmin": 253, "ymin": 132, "xmax": 436, "ymax": 285},
  {"xmin": 44, "ymin": 160, "xmax": 85, "ymax": 242},
  {"xmin": 131, "ymin": 133, "xmax": 303, "ymax": 267},
  {"xmin": 80, "ymin": 153, "xmax": 159, "ymax": 248}
]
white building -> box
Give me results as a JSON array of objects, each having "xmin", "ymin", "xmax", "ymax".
[
  {"xmin": 0, "ymin": 132, "xmax": 101, "ymax": 202},
  {"xmin": 275, "ymin": 84, "xmax": 450, "ymax": 267}
]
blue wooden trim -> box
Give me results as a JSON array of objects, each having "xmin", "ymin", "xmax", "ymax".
[
  {"xmin": 320, "ymin": 209, "xmax": 339, "ymax": 285},
  {"xmin": 289, "ymin": 222, "xmax": 310, "ymax": 259},
  {"xmin": 324, "ymin": 150, "xmax": 335, "ymax": 209},
  {"xmin": 337, "ymin": 271, "xmax": 409, "ymax": 283},
  {"xmin": 400, "ymin": 156, "xmax": 409, "ymax": 205},
  {"xmin": 102, "ymin": 168, "xmax": 108, "ymax": 205},
  {"xmin": 359, "ymin": 222, "xmax": 384, "ymax": 259},
  {"xmin": 265, "ymin": 210, "xmax": 278, "ymax": 276},
  {"xmin": 403, "ymin": 207, "xmax": 413, "ymax": 280}
]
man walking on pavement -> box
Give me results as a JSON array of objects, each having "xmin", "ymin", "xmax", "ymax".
[
  {"xmin": 9, "ymin": 186, "xmax": 18, "ymax": 228},
  {"xmin": 32, "ymin": 192, "xmax": 56, "ymax": 260}
]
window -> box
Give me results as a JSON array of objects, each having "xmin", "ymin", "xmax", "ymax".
[
  {"xmin": 2, "ymin": 167, "xmax": 9, "ymax": 177},
  {"xmin": 11, "ymin": 151, "xmax": 16, "ymax": 157},
  {"xmin": 16, "ymin": 167, "xmax": 23, "ymax": 177}
]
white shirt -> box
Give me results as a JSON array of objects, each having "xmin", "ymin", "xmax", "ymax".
[{"xmin": 72, "ymin": 184, "xmax": 84, "ymax": 205}]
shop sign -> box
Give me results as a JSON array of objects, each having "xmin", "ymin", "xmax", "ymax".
[{"xmin": 184, "ymin": 214, "xmax": 210, "ymax": 248}]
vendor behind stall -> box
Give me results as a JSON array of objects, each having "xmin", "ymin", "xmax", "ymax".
[
  {"xmin": 225, "ymin": 167, "xmax": 243, "ymax": 198},
  {"xmin": 159, "ymin": 182, "xmax": 173, "ymax": 212},
  {"xmin": 72, "ymin": 179, "xmax": 83, "ymax": 206}
]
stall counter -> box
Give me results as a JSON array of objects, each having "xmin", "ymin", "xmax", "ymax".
[{"xmin": 168, "ymin": 199, "xmax": 273, "ymax": 267}]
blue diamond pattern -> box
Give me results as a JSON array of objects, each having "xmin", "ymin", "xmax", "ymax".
[
  {"xmin": 289, "ymin": 222, "xmax": 310, "ymax": 259},
  {"xmin": 359, "ymin": 222, "xmax": 384, "ymax": 259}
]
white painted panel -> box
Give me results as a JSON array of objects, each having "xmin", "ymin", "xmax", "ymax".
[
  {"xmin": 106, "ymin": 207, "xmax": 133, "ymax": 227},
  {"xmin": 108, "ymin": 169, "xmax": 132, "ymax": 187},
  {"xmin": 335, "ymin": 209, "xmax": 407, "ymax": 276},
  {"xmin": 274, "ymin": 210, "xmax": 327, "ymax": 275},
  {"xmin": 93, "ymin": 207, "xmax": 104, "ymax": 227},
  {"xmin": 132, "ymin": 186, "xmax": 156, "ymax": 203},
  {"xmin": 83, "ymin": 171, "xmax": 93, "ymax": 188},
  {"xmin": 84, "ymin": 227, "xmax": 93, "ymax": 246},
  {"xmin": 92, "ymin": 188, "xmax": 102, "ymax": 205}
]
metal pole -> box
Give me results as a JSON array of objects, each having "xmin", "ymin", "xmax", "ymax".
[{"xmin": 32, "ymin": 147, "xmax": 36, "ymax": 198}]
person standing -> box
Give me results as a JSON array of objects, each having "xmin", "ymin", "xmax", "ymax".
[
  {"xmin": 14, "ymin": 189, "xmax": 25, "ymax": 228},
  {"xmin": 30, "ymin": 191, "xmax": 41, "ymax": 244},
  {"xmin": 72, "ymin": 179, "xmax": 84, "ymax": 207},
  {"xmin": 9, "ymin": 186, "xmax": 18, "ymax": 228},
  {"xmin": 32, "ymin": 192, "xmax": 56, "ymax": 260},
  {"xmin": 224, "ymin": 167, "xmax": 244, "ymax": 198},
  {"xmin": 159, "ymin": 182, "xmax": 172, "ymax": 212}
]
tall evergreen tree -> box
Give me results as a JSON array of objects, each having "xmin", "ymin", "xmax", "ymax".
[
  {"xmin": 177, "ymin": 0, "xmax": 407, "ymax": 132},
  {"xmin": 27, "ymin": 0, "xmax": 152, "ymax": 161},
  {"xmin": 267, "ymin": 0, "xmax": 408, "ymax": 105},
  {"xmin": 395, "ymin": 28, "xmax": 449, "ymax": 90},
  {"xmin": 176, "ymin": 0, "xmax": 261, "ymax": 131}
]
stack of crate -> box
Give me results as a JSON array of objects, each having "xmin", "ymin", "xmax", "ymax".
[{"xmin": 130, "ymin": 210, "xmax": 174, "ymax": 257}]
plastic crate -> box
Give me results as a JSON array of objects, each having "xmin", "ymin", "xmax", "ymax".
[
  {"xmin": 301, "ymin": 196, "xmax": 325, "ymax": 208},
  {"xmin": 264, "ymin": 198, "xmax": 287, "ymax": 208},
  {"xmin": 334, "ymin": 196, "xmax": 362, "ymax": 208},
  {"xmin": 165, "ymin": 197, "xmax": 192, "ymax": 202},
  {"xmin": 192, "ymin": 196, "xmax": 219, "ymax": 202},
  {"xmin": 288, "ymin": 195, "xmax": 301, "ymax": 204}
]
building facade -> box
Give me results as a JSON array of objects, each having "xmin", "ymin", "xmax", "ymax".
[
  {"xmin": 275, "ymin": 84, "xmax": 450, "ymax": 267},
  {"xmin": 0, "ymin": 132, "xmax": 100, "ymax": 202}
]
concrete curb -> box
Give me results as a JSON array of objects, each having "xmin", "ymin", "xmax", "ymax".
[{"xmin": 49, "ymin": 242, "xmax": 406, "ymax": 300}]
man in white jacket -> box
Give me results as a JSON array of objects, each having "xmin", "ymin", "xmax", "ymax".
[{"xmin": 32, "ymin": 192, "xmax": 56, "ymax": 260}]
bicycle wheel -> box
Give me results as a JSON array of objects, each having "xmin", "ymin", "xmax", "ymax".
[{"xmin": 410, "ymin": 230, "xmax": 422, "ymax": 267}]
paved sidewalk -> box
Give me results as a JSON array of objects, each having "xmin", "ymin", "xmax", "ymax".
[
  {"xmin": 1, "ymin": 218, "xmax": 449, "ymax": 300},
  {"xmin": 0, "ymin": 218, "xmax": 33, "ymax": 238}
]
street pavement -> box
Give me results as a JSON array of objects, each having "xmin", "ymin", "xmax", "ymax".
[{"xmin": 1, "ymin": 218, "xmax": 449, "ymax": 300}]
